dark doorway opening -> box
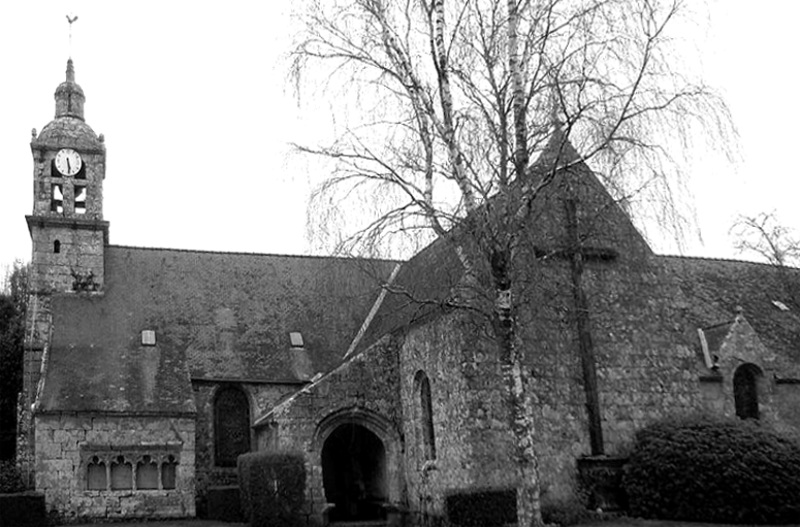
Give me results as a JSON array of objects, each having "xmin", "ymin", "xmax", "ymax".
[{"xmin": 322, "ymin": 423, "xmax": 387, "ymax": 522}]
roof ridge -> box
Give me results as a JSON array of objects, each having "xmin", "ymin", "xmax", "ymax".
[
  {"xmin": 701, "ymin": 319, "xmax": 736, "ymax": 331},
  {"xmin": 657, "ymin": 253, "xmax": 800, "ymax": 270},
  {"xmin": 106, "ymin": 244, "xmax": 404, "ymax": 264}
]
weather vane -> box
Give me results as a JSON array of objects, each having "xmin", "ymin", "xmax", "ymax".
[{"xmin": 66, "ymin": 14, "xmax": 79, "ymax": 58}]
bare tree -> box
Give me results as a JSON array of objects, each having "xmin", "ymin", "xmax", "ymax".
[
  {"xmin": 731, "ymin": 212, "xmax": 800, "ymax": 268},
  {"xmin": 731, "ymin": 212, "xmax": 800, "ymax": 309},
  {"xmin": 290, "ymin": 1, "xmax": 732, "ymax": 525}
]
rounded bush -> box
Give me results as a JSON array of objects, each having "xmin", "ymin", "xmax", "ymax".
[
  {"xmin": 0, "ymin": 460, "xmax": 24, "ymax": 493},
  {"xmin": 238, "ymin": 451, "xmax": 306, "ymax": 527},
  {"xmin": 623, "ymin": 415, "xmax": 800, "ymax": 524},
  {"xmin": 445, "ymin": 487, "xmax": 516, "ymax": 527}
]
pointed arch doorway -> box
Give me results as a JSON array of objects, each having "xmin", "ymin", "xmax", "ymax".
[{"xmin": 322, "ymin": 423, "xmax": 388, "ymax": 522}]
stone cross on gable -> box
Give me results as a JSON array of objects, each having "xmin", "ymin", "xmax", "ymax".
[
  {"xmin": 529, "ymin": 193, "xmax": 619, "ymax": 263},
  {"xmin": 537, "ymin": 195, "xmax": 608, "ymax": 456},
  {"xmin": 535, "ymin": 245, "xmax": 617, "ymax": 262}
]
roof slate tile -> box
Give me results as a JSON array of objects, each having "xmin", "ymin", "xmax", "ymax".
[{"xmin": 39, "ymin": 246, "xmax": 396, "ymax": 414}]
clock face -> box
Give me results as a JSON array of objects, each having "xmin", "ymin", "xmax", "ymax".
[{"xmin": 54, "ymin": 148, "xmax": 82, "ymax": 177}]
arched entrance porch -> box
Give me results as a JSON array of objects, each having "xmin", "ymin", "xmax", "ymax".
[
  {"xmin": 322, "ymin": 423, "xmax": 387, "ymax": 521},
  {"xmin": 313, "ymin": 407, "xmax": 404, "ymax": 523}
]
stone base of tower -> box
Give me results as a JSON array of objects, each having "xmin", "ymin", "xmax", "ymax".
[
  {"xmin": 17, "ymin": 293, "xmax": 53, "ymax": 490},
  {"xmin": 26, "ymin": 216, "xmax": 108, "ymax": 294},
  {"xmin": 15, "ymin": 405, "xmax": 36, "ymax": 490}
]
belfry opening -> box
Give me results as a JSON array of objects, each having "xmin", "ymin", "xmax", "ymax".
[{"xmin": 322, "ymin": 423, "xmax": 388, "ymax": 522}]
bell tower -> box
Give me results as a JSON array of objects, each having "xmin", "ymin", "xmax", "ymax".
[
  {"xmin": 26, "ymin": 58, "xmax": 108, "ymax": 294},
  {"xmin": 17, "ymin": 59, "xmax": 110, "ymax": 483}
]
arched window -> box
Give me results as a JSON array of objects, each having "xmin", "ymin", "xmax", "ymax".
[
  {"xmin": 734, "ymin": 363, "xmax": 761, "ymax": 420},
  {"xmin": 110, "ymin": 456, "xmax": 132, "ymax": 490},
  {"xmin": 162, "ymin": 455, "xmax": 178, "ymax": 490},
  {"xmin": 87, "ymin": 456, "xmax": 107, "ymax": 490},
  {"xmin": 214, "ymin": 386, "xmax": 251, "ymax": 467},
  {"xmin": 53, "ymin": 240, "xmax": 61, "ymax": 254},
  {"xmin": 414, "ymin": 370, "xmax": 436, "ymax": 460},
  {"xmin": 136, "ymin": 455, "xmax": 158, "ymax": 490}
]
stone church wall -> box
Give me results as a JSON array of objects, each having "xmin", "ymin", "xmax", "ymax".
[
  {"xmin": 517, "ymin": 260, "xmax": 710, "ymax": 500},
  {"xmin": 772, "ymin": 384, "xmax": 800, "ymax": 438},
  {"xmin": 28, "ymin": 227, "xmax": 106, "ymax": 293},
  {"xmin": 18, "ymin": 294, "xmax": 53, "ymax": 485},
  {"xmin": 397, "ymin": 258, "xmax": 724, "ymax": 517},
  {"xmin": 34, "ymin": 414, "xmax": 195, "ymax": 520},
  {"xmin": 192, "ymin": 381, "xmax": 298, "ymax": 514},
  {"xmin": 385, "ymin": 248, "xmax": 800, "ymax": 522},
  {"xmin": 399, "ymin": 312, "xmax": 517, "ymax": 520},
  {"xmin": 582, "ymin": 262, "xmax": 706, "ymax": 448},
  {"xmin": 258, "ymin": 335, "xmax": 403, "ymax": 525}
]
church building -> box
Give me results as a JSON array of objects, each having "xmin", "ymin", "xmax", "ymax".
[{"xmin": 18, "ymin": 59, "xmax": 800, "ymax": 523}]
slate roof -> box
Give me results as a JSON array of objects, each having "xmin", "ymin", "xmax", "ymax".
[
  {"xmin": 356, "ymin": 186, "xmax": 800, "ymax": 366},
  {"xmin": 358, "ymin": 233, "xmax": 464, "ymax": 352},
  {"xmin": 34, "ymin": 117, "xmax": 104, "ymax": 152},
  {"xmin": 357, "ymin": 152, "xmax": 653, "ymax": 353},
  {"xmin": 659, "ymin": 255, "xmax": 800, "ymax": 360},
  {"xmin": 38, "ymin": 246, "xmax": 397, "ymax": 414}
]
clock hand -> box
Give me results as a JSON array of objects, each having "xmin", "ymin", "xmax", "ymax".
[{"xmin": 66, "ymin": 158, "xmax": 71, "ymax": 173}]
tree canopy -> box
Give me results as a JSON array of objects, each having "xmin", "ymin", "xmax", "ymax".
[
  {"xmin": 290, "ymin": 1, "xmax": 733, "ymax": 524},
  {"xmin": 293, "ymin": 0, "xmax": 733, "ymax": 259},
  {"xmin": 0, "ymin": 262, "xmax": 27, "ymax": 460}
]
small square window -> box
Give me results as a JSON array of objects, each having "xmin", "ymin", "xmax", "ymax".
[
  {"xmin": 289, "ymin": 332, "xmax": 304, "ymax": 348},
  {"xmin": 141, "ymin": 330, "xmax": 156, "ymax": 346}
]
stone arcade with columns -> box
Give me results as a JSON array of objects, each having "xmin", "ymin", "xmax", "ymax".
[{"xmin": 18, "ymin": 60, "xmax": 800, "ymax": 522}]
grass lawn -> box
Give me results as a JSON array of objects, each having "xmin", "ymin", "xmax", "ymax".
[{"xmin": 581, "ymin": 520, "xmax": 800, "ymax": 527}]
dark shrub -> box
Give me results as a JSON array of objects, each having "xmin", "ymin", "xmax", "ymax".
[
  {"xmin": 576, "ymin": 456, "xmax": 627, "ymax": 511},
  {"xmin": 623, "ymin": 415, "xmax": 800, "ymax": 524},
  {"xmin": 238, "ymin": 451, "xmax": 306, "ymax": 527},
  {"xmin": 541, "ymin": 499, "xmax": 613, "ymax": 526},
  {"xmin": 207, "ymin": 485, "xmax": 244, "ymax": 522},
  {"xmin": 0, "ymin": 492, "xmax": 46, "ymax": 527},
  {"xmin": 0, "ymin": 461, "xmax": 24, "ymax": 493},
  {"xmin": 445, "ymin": 487, "xmax": 516, "ymax": 527}
]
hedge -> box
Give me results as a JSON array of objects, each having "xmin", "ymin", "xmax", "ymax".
[
  {"xmin": 0, "ymin": 462, "xmax": 43, "ymax": 527},
  {"xmin": 207, "ymin": 485, "xmax": 244, "ymax": 523},
  {"xmin": 0, "ymin": 492, "xmax": 46, "ymax": 527},
  {"xmin": 623, "ymin": 415, "xmax": 800, "ymax": 524},
  {"xmin": 541, "ymin": 499, "xmax": 612, "ymax": 526},
  {"xmin": 0, "ymin": 461, "xmax": 24, "ymax": 494},
  {"xmin": 238, "ymin": 450, "xmax": 306, "ymax": 527},
  {"xmin": 445, "ymin": 487, "xmax": 516, "ymax": 527}
]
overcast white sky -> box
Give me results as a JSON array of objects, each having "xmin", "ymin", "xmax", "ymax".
[{"xmin": 1, "ymin": 1, "xmax": 799, "ymax": 275}]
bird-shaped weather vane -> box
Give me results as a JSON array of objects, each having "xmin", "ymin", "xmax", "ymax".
[{"xmin": 66, "ymin": 14, "xmax": 78, "ymax": 58}]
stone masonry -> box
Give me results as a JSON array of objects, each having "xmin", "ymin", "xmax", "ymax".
[{"xmin": 34, "ymin": 414, "xmax": 195, "ymax": 520}]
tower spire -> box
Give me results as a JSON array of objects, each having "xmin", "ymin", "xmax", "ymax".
[
  {"xmin": 54, "ymin": 58, "xmax": 85, "ymax": 120},
  {"xmin": 56, "ymin": 14, "xmax": 85, "ymax": 119},
  {"xmin": 66, "ymin": 58, "xmax": 75, "ymax": 83}
]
